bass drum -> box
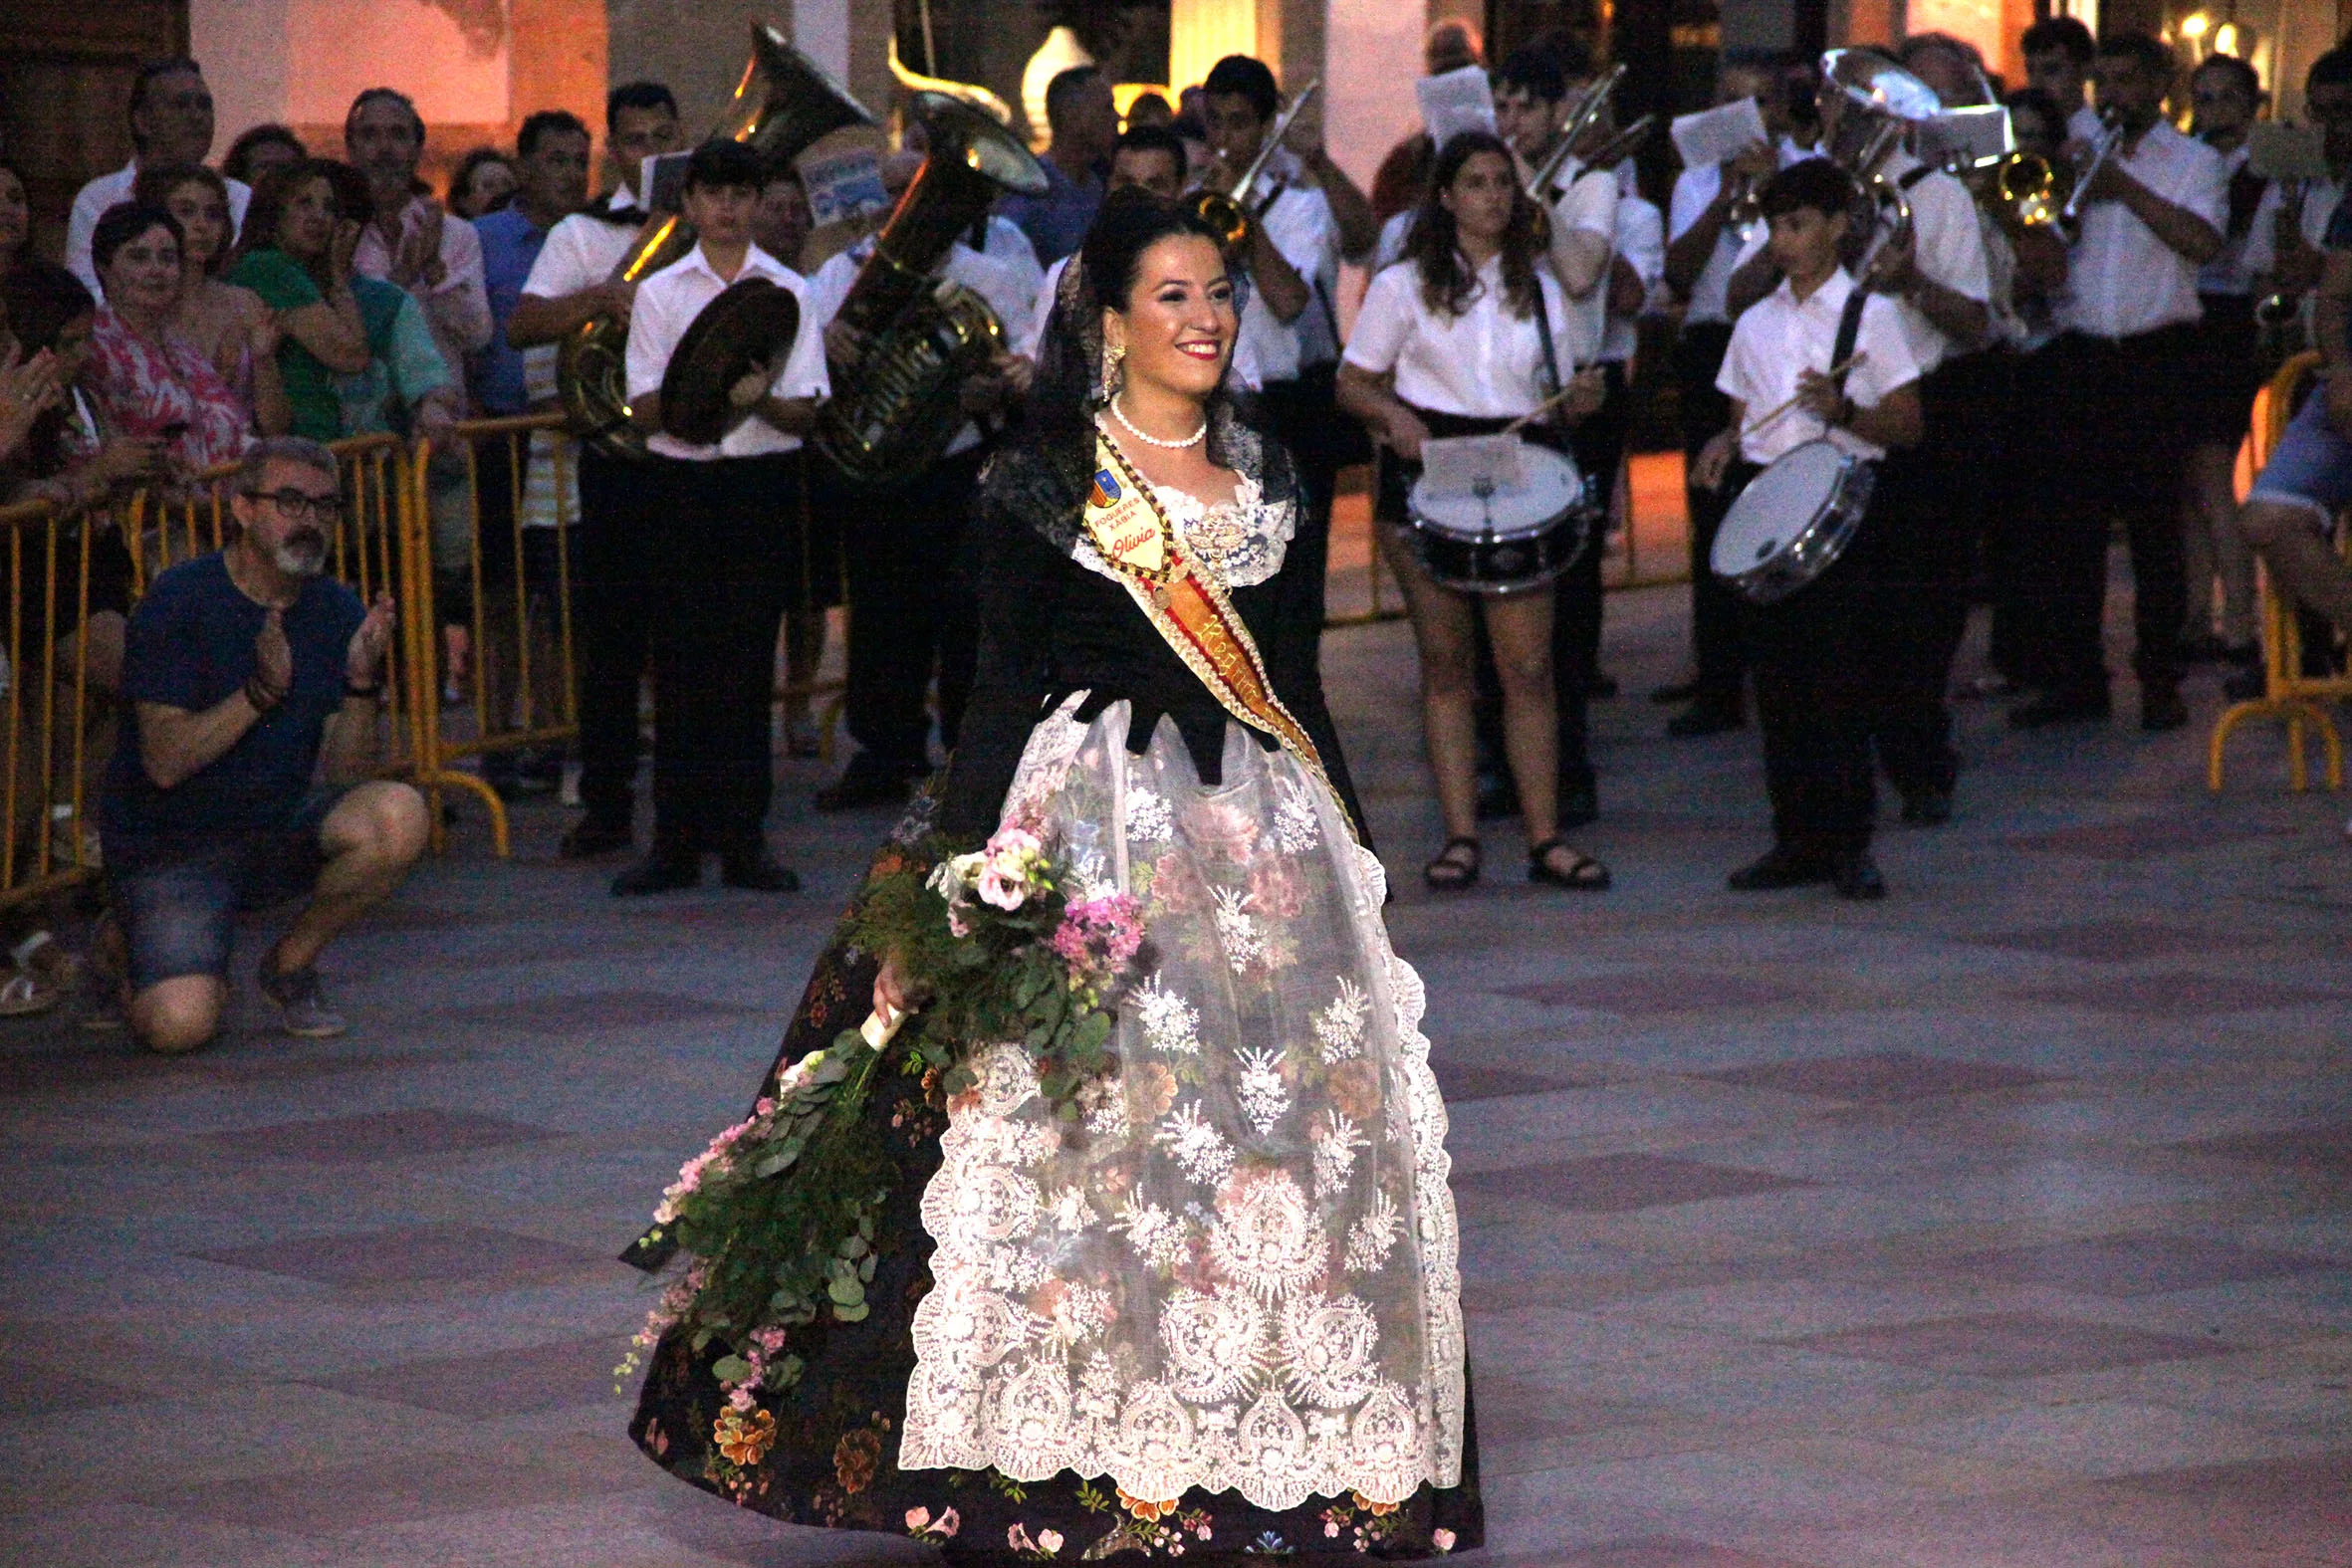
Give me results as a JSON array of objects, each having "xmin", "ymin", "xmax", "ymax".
[
  {"xmin": 1404, "ymin": 443, "xmax": 1595, "ymax": 596},
  {"xmin": 1710, "ymin": 440, "xmax": 1876, "ymax": 605}
]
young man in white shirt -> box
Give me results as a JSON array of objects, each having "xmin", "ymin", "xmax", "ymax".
[
  {"xmin": 506, "ymin": 82, "xmax": 684, "ymax": 858},
  {"xmin": 2014, "ymin": 31, "xmax": 2226, "ymax": 734},
  {"xmin": 2021, "ymin": 16, "xmax": 2101, "ymax": 141},
  {"xmin": 805, "ymin": 146, "xmax": 1044, "ymax": 811},
  {"xmin": 1199, "ymin": 55, "xmax": 1376, "ymax": 650},
  {"xmin": 1661, "ymin": 58, "xmax": 1805, "ymax": 737},
  {"xmin": 1692, "ymin": 158, "xmax": 1924, "ymax": 900},
  {"xmin": 616, "ymin": 139, "xmax": 829, "ymax": 896},
  {"xmin": 65, "ymin": 58, "xmax": 251, "ymax": 294}
]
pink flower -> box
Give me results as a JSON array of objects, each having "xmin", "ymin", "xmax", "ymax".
[
  {"xmin": 1038, "ymin": 1528, "xmax": 1063, "ymax": 1552},
  {"xmin": 1008, "ymin": 1524, "xmax": 1034, "ymax": 1550},
  {"xmin": 1432, "ymin": 1527, "xmax": 1456, "ymax": 1551},
  {"xmin": 977, "ymin": 862, "xmax": 1028, "ymax": 910},
  {"xmin": 935, "ymin": 1507, "xmax": 960, "ymax": 1538},
  {"xmin": 1325, "ymin": 1522, "xmax": 1340, "ymax": 1538},
  {"xmin": 906, "ymin": 1507, "xmax": 930, "ymax": 1530},
  {"xmin": 727, "ymin": 1386, "xmax": 755, "ymax": 1411}
]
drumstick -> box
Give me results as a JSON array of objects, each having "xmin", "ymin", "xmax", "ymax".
[
  {"xmin": 1738, "ymin": 354, "xmax": 1866, "ymax": 440},
  {"xmin": 1500, "ymin": 377, "xmax": 1590, "ymax": 436}
]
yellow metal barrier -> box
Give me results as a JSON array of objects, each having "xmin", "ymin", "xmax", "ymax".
[
  {"xmin": 0, "ymin": 495, "xmax": 121, "ymax": 914},
  {"xmin": 2209, "ymin": 352, "xmax": 2349, "ymax": 792}
]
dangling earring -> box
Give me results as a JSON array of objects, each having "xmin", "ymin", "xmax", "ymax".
[{"xmin": 1099, "ymin": 337, "xmax": 1125, "ymax": 402}]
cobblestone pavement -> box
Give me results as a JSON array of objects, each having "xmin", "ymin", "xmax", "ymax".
[{"xmin": 3, "ymin": 582, "xmax": 2347, "ymax": 1567}]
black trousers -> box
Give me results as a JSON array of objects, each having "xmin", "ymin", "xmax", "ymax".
[
  {"xmin": 834, "ymin": 447, "xmax": 986, "ymax": 775},
  {"xmin": 1985, "ymin": 345, "xmax": 2049, "ymax": 686},
  {"xmin": 575, "ymin": 447, "xmax": 654, "ymax": 825},
  {"xmin": 643, "ymin": 453, "xmax": 794, "ymax": 850},
  {"xmin": 2018, "ymin": 326, "xmax": 2196, "ymax": 697},
  {"xmin": 1257, "ymin": 373, "xmax": 1343, "ymax": 674},
  {"xmin": 1672, "ymin": 323, "xmax": 1745, "ymax": 705},
  {"xmin": 1870, "ymin": 352, "xmax": 2001, "ymax": 797},
  {"xmin": 1732, "ymin": 460, "xmax": 1887, "ymax": 858}
]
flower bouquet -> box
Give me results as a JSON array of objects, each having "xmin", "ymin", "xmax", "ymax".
[{"xmin": 621, "ymin": 826, "xmax": 1146, "ymax": 1413}]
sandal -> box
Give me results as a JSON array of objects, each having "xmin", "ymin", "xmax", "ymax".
[
  {"xmin": 1423, "ymin": 836, "xmax": 1482, "ymax": 890},
  {"xmin": 1529, "ymin": 835, "xmax": 1611, "ymax": 891}
]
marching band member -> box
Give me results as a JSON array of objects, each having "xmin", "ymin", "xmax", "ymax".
[
  {"xmin": 807, "ymin": 149, "xmax": 1045, "ymax": 811},
  {"xmin": 2021, "ymin": 16, "xmax": 2101, "ymax": 141},
  {"xmin": 1573, "ymin": 165, "xmax": 1665, "ymax": 710},
  {"xmin": 507, "ymin": 82, "xmax": 683, "ymax": 858},
  {"xmin": 2181, "ymin": 53, "xmax": 2268, "ymax": 677},
  {"xmin": 1693, "ymin": 158, "xmax": 1923, "ymax": 901},
  {"xmin": 1338, "ymin": 131, "xmax": 1611, "ymax": 893},
  {"xmin": 2013, "ymin": 30, "xmax": 2225, "ymax": 734},
  {"xmin": 1661, "ymin": 58, "xmax": 1806, "ymax": 738},
  {"xmin": 617, "ymin": 138, "xmax": 828, "ymax": 894},
  {"xmin": 1198, "ymin": 54, "xmax": 1376, "ymax": 645},
  {"xmin": 1825, "ymin": 55, "xmax": 1993, "ymax": 827}
]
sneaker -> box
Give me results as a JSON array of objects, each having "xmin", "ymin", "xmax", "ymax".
[{"xmin": 259, "ymin": 960, "xmax": 348, "ymax": 1038}]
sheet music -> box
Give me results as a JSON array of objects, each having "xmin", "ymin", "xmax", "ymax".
[
  {"xmin": 1416, "ymin": 67, "xmax": 1498, "ymax": 150},
  {"xmin": 1671, "ymin": 99, "xmax": 1769, "ymax": 170},
  {"xmin": 1418, "ymin": 434, "xmax": 1527, "ymax": 498}
]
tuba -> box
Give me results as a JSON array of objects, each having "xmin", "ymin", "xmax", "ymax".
[
  {"xmin": 1186, "ymin": 80, "xmax": 1321, "ymax": 254},
  {"xmin": 557, "ymin": 25, "xmax": 876, "ymax": 457},
  {"xmin": 1821, "ymin": 48, "xmax": 1945, "ymax": 261},
  {"xmin": 812, "ymin": 92, "xmax": 1049, "ymax": 485}
]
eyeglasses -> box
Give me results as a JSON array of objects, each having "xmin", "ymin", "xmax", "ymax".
[{"xmin": 245, "ymin": 488, "xmax": 345, "ymax": 521}]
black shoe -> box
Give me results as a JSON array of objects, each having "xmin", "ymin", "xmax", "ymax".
[
  {"xmin": 718, "ymin": 847, "xmax": 801, "ymax": 892},
  {"xmin": 1586, "ymin": 671, "xmax": 1620, "ymax": 699},
  {"xmin": 1728, "ymin": 846, "xmax": 1831, "ymax": 891},
  {"xmin": 814, "ymin": 759, "xmax": 915, "ymax": 812},
  {"xmin": 2008, "ymin": 688, "xmax": 2111, "ymax": 730},
  {"xmin": 1667, "ymin": 702, "xmax": 1746, "ymax": 739},
  {"xmin": 611, "ymin": 848, "xmax": 701, "ymax": 897},
  {"xmin": 1830, "ymin": 850, "xmax": 1887, "ymax": 900},
  {"xmin": 1557, "ymin": 780, "xmax": 1598, "ymax": 830},
  {"xmin": 1474, "ymin": 772, "xmax": 1520, "ymax": 821},
  {"xmin": 561, "ymin": 814, "xmax": 633, "ymax": 858},
  {"xmin": 2223, "ymin": 662, "xmax": 2266, "ymax": 702},
  {"xmin": 1649, "ymin": 679, "xmax": 1699, "ymax": 706},
  {"xmin": 1898, "ymin": 787, "xmax": 1953, "ymax": 826},
  {"xmin": 2140, "ymin": 684, "xmax": 2190, "ymax": 733}
]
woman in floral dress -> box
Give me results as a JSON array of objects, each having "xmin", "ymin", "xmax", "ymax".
[{"xmin": 630, "ymin": 191, "xmax": 1482, "ymax": 1562}]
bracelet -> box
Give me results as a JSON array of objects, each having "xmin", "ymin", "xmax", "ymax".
[{"xmin": 244, "ymin": 675, "xmax": 285, "ymax": 713}]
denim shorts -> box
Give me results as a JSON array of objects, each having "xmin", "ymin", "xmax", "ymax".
[
  {"xmin": 2249, "ymin": 386, "xmax": 2352, "ymax": 524},
  {"xmin": 107, "ymin": 787, "xmax": 344, "ymax": 991}
]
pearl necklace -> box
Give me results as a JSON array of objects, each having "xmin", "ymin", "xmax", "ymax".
[{"xmin": 1109, "ymin": 395, "xmax": 1208, "ymax": 450}]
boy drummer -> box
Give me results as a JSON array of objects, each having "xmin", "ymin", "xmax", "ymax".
[{"xmin": 1691, "ymin": 159, "xmax": 1923, "ymax": 900}]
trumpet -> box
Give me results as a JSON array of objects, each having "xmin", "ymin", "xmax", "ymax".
[
  {"xmin": 2254, "ymin": 178, "xmax": 2314, "ymax": 360},
  {"xmin": 1187, "ymin": 80, "xmax": 1320, "ymax": 253},
  {"xmin": 2060, "ymin": 108, "xmax": 2123, "ymax": 226},
  {"xmin": 1526, "ymin": 64, "xmax": 1627, "ymax": 202}
]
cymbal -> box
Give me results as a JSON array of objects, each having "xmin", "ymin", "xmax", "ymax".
[{"xmin": 658, "ymin": 278, "xmax": 804, "ymax": 447}]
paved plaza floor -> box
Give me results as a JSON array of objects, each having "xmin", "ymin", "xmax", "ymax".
[{"xmin": 3, "ymin": 580, "xmax": 2347, "ymax": 1567}]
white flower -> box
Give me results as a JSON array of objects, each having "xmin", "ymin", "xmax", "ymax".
[
  {"xmin": 1110, "ymin": 1198, "xmax": 1188, "ymax": 1266},
  {"xmin": 1311, "ymin": 978, "xmax": 1369, "ymax": 1063},
  {"xmin": 1275, "ymin": 777, "xmax": 1321, "ymax": 853},
  {"xmin": 927, "ymin": 851, "xmax": 985, "ymax": 898},
  {"xmin": 1080, "ymin": 1076, "xmax": 1129, "ymax": 1139},
  {"xmin": 1309, "ymin": 1108, "xmax": 1368, "ymax": 1200},
  {"xmin": 1344, "ymin": 1190, "xmax": 1403, "ymax": 1273},
  {"xmin": 1154, "ymin": 1100, "xmax": 1235, "ymax": 1184},
  {"xmin": 1136, "ymin": 977, "xmax": 1202, "ymax": 1056},
  {"xmin": 1211, "ymin": 886, "xmax": 1264, "ymax": 968},
  {"xmin": 1235, "ymin": 1045, "xmax": 1290, "ymax": 1137},
  {"xmin": 1126, "ymin": 784, "xmax": 1174, "ymax": 843},
  {"xmin": 1046, "ymin": 1186, "xmax": 1097, "ymax": 1232}
]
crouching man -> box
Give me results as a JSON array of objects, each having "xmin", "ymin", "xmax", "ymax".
[{"xmin": 100, "ymin": 436, "xmax": 428, "ymax": 1052}]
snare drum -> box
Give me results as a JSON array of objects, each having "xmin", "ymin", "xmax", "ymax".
[
  {"xmin": 1405, "ymin": 443, "xmax": 1596, "ymax": 595},
  {"xmin": 1709, "ymin": 440, "xmax": 1876, "ymax": 605}
]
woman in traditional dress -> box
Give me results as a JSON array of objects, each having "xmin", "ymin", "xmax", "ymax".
[{"xmin": 629, "ymin": 191, "xmax": 1481, "ymax": 1562}]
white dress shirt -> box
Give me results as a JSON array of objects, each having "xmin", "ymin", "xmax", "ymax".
[
  {"xmin": 1669, "ymin": 136, "xmax": 1808, "ymax": 325},
  {"xmin": 1875, "ymin": 150, "xmax": 1992, "ymax": 377},
  {"xmin": 1717, "ymin": 267, "xmax": 1922, "ymax": 465},
  {"xmin": 1548, "ymin": 165, "xmax": 1618, "ymax": 365},
  {"xmin": 808, "ymin": 231, "xmax": 1042, "ymax": 456},
  {"xmin": 2057, "ymin": 120, "xmax": 2227, "ymax": 340},
  {"xmin": 514, "ymin": 190, "xmax": 649, "ymax": 528},
  {"xmin": 66, "ymin": 160, "xmax": 251, "ymax": 294},
  {"xmin": 1371, "ymin": 209, "xmax": 1416, "ymax": 275},
  {"xmin": 1344, "ymin": 253, "xmax": 1582, "ymax": 418},
  {"xmin": 626, "ymin": 241, "xmax": 828, "ymax": 461},
  {"xmin": 2198, "ymin": 144, "xmax": 2258, "ymax": 297},
  {"xmin": 1600, "ymin": 193, "xmax": 1665, "ymax": 365},
  {"xmin": 2241, "ymin": 171, "xmax": 2341, "ymax": 280},
  {"xmin": 1224, "ymin": 149, "xmax": 1342, "ymax": 384},
  {"xmin": 354, "ymin": 195, "xmax": 494, "ymax": 400}
]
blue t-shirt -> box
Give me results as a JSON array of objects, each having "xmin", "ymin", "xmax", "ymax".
[
  {"xmin": 472, "ymin": 206, "xmax": 552, "ymax": 415},
  {"xmin": 103, "ymin": 554, "xmax": 365, "ymax": 847},
  {"xmin": 996, "ymin": 161, "xmax": 1102, "ymax": 266}
]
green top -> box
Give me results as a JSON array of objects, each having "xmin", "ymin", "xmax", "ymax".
[{"xmin": 225, "ymin": 248, "xmax": 342, "ymax": 441}]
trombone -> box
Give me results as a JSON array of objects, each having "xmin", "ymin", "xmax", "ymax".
[
  {"xmin": 1526, "ymin": 64, "xmax": 1627, "ymax": 202},
  {"xmin": 1188, "ymin": 80, "xmax": 1320, "ymax": 253},
  {"xmin": 2060, "ymin": 108, "xmax": 2124, "ymax": 227}
]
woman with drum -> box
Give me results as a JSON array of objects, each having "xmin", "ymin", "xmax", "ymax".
[{"xmin": 1338, "ymin": 131, "xmax": 1611, "ymax": 892}]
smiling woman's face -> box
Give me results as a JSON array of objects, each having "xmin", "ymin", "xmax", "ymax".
[{"xmin": 1102, "ymin": 233, "xmax": 1235, "ymax": 402}]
